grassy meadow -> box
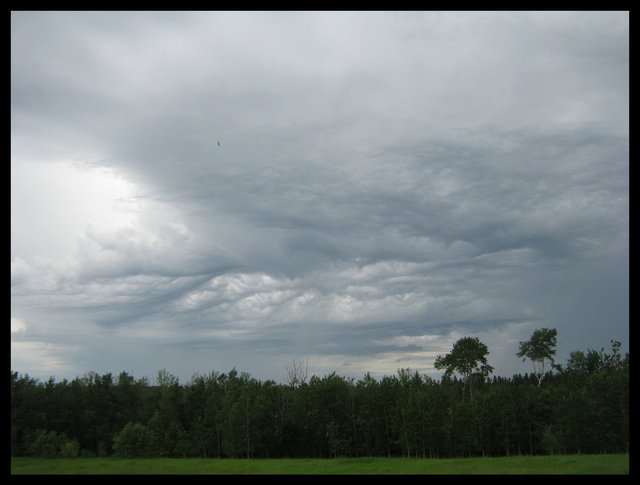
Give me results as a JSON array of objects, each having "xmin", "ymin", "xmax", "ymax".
[{"xmin": 11, "ymin": 454, "xmax": 629, "ymax": 474}]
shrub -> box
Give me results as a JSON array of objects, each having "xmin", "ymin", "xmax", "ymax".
[
  {"xmin": 113, "ymin": 422, "xmax": 152, "ymax": 458},
  {"xmin": 29, "ymin": 430, "xmax": 79, "ymax": 458},
  {"xmin": 59, "ymin": 439, "xmax": 80, "ymax": 457}
]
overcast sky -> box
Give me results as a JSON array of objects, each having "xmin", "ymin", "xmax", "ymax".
[{"xmin": 11, "ymin": 11, "xmax": 628, "ymax": 384}]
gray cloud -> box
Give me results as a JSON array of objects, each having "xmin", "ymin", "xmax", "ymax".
[{"xmin": 11, "ymin": 11, "xmax": 628, "ymax": 383}]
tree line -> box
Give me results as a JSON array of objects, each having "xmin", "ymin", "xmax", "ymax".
[{"xmin": 10, "ymin": 331, "xmax": 628, "ymax": 459}]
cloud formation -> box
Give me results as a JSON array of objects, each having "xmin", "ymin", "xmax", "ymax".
[{"xmin": 11, "ymin": 11, "xmax": 628, "ymax": 383}]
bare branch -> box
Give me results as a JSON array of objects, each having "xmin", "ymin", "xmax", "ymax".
[{"xmin": 285, "ymin": 359, "xmax": 308, "ymax": 388}]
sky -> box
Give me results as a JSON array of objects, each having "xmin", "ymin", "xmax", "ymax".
[{"xmin": 11, "ymin": 11, "xmax": 628, "ymax": 385}]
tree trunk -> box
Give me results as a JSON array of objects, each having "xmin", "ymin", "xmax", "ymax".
[
  {"xmin": 401, "ymin": 409, "xmax": 410, "ymax": 458},
  {"xmin": 384, "ymin": 411, "xmax": 391, "ymax": 458},
  {"xmin": 216, "ymin": 426, "xmax": 221, "ymax": 458},
  {"xmin": 245, "ymin": 398, "xmax": 251, "ymax": 459}
]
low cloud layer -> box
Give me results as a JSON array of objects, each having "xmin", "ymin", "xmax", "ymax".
[{"xmin": 11, "ymin": 11, "xmax": 628, "ymax": 383}]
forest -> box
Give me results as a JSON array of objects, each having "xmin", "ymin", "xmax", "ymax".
[{"xmin": 10, "ymin": 333, "xmax": 628, "ymax": 459}]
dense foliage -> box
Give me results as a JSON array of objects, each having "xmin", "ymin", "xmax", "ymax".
[{"xmin": 11, "ymin": 340, "xmax": 628, "ymax": 459}]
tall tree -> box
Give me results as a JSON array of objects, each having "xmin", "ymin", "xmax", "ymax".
[
  {"xmin": 285, "ymin": 360, "xmax": 308, "ymax": 389},
  {"xmin": 434, "ymin": 337, "xmax": 493, "ymax": 401},
  {"xmin": 517, "ymin": 328, "xmax": 558, "ymax": 386}
]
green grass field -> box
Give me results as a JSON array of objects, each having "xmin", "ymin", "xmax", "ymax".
[{"xmin": 10, "ymin": 454, "xmax": 629, "ymax": 474}]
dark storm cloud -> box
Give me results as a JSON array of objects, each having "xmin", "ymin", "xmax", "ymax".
[{"xmin": 11, "ymin": 11, "xmax": 628, "ymax": 382}]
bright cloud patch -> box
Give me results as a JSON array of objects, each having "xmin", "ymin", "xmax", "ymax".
[{"xmin": 11, "ymin": 317, "xmax": 26, "ymax": 333}]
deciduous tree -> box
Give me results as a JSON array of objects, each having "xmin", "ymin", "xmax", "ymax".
[
  {"xmin": 434, "ymin": 337, "xmax": 493, "ymax": 401},
  {"xmin": 517, "ymin": 328, "xmax": 558, "ymax": 386}
]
